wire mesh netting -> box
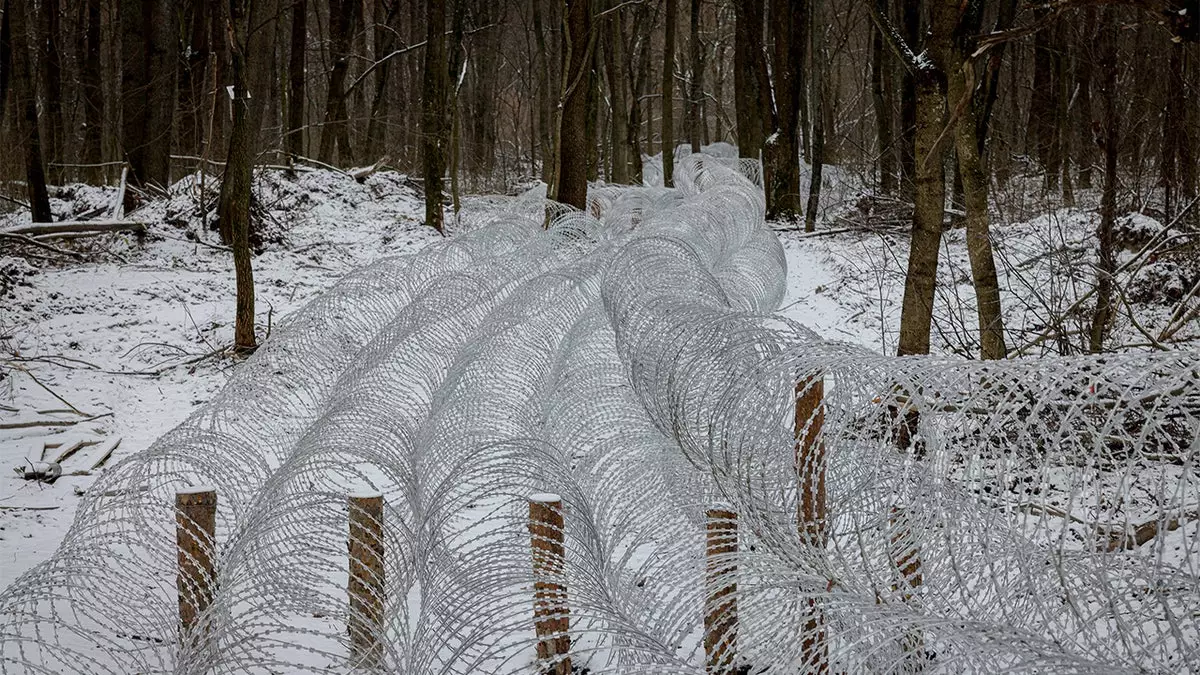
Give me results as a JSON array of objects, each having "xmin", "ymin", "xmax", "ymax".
[{"xmin": 1, "ymin": 154, "xmax": 1197, "ymax": 674}]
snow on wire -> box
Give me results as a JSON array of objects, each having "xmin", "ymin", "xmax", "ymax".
[{"xmin": 1, "ymin": 154, "xmax": 1197, "ymax": 674}]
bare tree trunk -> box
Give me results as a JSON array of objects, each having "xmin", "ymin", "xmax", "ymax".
[
  {"xmin": 804, "ymin": 0, "xmax": 824, "ymax": 233},
  {"xmin": 764, "ymin": 0, "xmax": 805, "ymax": 222},
  {"xmin": 604, "ymin": 3, "xmax": 630, "ymax": 184},
  {"xmin": 286, "ymin": 0, "xmax": 307, "ymax": 161},
  {"xmin": 176, "ymin": 0, "xmax": 206, "ymax": 159},
  {"xmin": 421, "ymin": 0, "xmax": 447, "ymax": 232},
  {"xmin": 662, "ymin": 0, "xmax": 676, "ymax": 186},
  {"xmin": 733, "ymin": 0, "xmax": 769, "ymax": 160},
  {"xmin": 949, "ymin": 96, "xmax": 1007, "ymax": 359},
  {"xmin": 448, "ymin": 0, "xmax": 465, "ymax": 211},
  {"xmin": 870, "ymin": 2, "xmax": 946, "ymax": 356},
  {"xmin": 0, "ymin": 0, "xmax": 9, "ymax": 127},
  {"xmin": 686, "ymin": 0, "xmax": 703, "ymax": 153},
  {"xmin": 1074, "ymin": 17, "xmax": 1096, "ymax": 189},
  {"xmin": 219, "ymin": 0, "xmax": 278, "ymax": 352},
  {"xmin": 120, "ymin": 0, "xmax": 148, "ymax": 187},
  {"xmin": 1183, "ymin": 44, "xmax": 1198, "ymax": 224},
  {"xmin": 145, "ymin": 0, "xmax": 177, "ymax": 188},
  {"xmin": 898, "ymin": 0, "xmax": 919, "ymax": 204},
  {"xmin": 897, "ymin": 69, "xmax": 946, "ymax": 356},
  {"xmin": 585, "ymin": 42, "xmax": 601, "ymax": 182},
  {"xmin": 937, "ymin": 0, "xmax": 1007, "ymax": 360},
  {"xmin": 871, "ymin": 17, "xmax": 896, "ymax": 194},
  {"xmin": 81, "ymin": 0, "xmax": 104, "ymax": 180},
  {"xmin": 531, "ymin": 0, "xmax": 555, "ymax": 184},
  {"xmin": 8, "ymin": 0, "xmax": 53, "ymax": 221},
  {"xmin": 554, "ymin": 0, "xmax": 592, "ymax": 209},
  {"xmin": 318, "ymin": 0, "xmax": 355, "ymax": 165},
  {"xmin": 41, "ymin": 0, "xmax": 64, "ymax": 181},
  {"xmin": 712, "ymin": 32, "xmax": 728, "ymax": 142},
  {"xmin": 626, "ymin": 2, "xmax": 657, "ymax": 184},
  {"xmin": 1090, "ymin": 13, "xmax": 1119, "ymax": 353}
]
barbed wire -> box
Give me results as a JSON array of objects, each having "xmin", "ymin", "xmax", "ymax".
[{"xmin": 1, "ymin": 153, "xmax": 1196, "ymax": 674}]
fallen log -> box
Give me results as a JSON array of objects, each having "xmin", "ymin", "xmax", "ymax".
[
  {"xmin": 350, "ymin": 156, "xmax": 391, "ymax": 184},
  {"xmin": 2, "ymin": 220, "xmax": 147, "ymax": 237}
]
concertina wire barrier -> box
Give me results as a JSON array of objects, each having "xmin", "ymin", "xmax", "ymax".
[{"xmin": 1, "ymin": 152, "xmax": 1197, "ymax": 674}]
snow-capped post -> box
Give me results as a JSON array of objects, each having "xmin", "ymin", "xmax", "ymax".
[
  {"xmin": 176, "ymin": 487, "xmax": 217, "ymax": 636},
  {"xmin": 705, "ymin": 507, "xmax": 739, "ymax": 674},
  {"xmin": 348, "ymin": 492, "xmax": 385, "ymax": 668},
  {"xmin": 528, "ymin": 493, "xmax": 571, "ymax": 675},
  {"xmin": 794, "ymin": 375, "xmax": 829, "ymax": 673}
]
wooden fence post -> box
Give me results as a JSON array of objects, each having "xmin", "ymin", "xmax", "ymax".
[
  {"xmin": 348, "ymin": 492, "xmax": 385, "ymax": 668},
  {"xmin": 176, "ymin": 486, "xmax": 217, "ymax": 637},
  {"xmin": 705, "ymin": 507, "xmax": 739, "ymax": 675},
  {"xmin": 795, "ymin": 375, "xmax": 829, "ymax": 674},
  {"xmin": 528, "ymin": 493, "xmax": 571, "ymax": 675}
]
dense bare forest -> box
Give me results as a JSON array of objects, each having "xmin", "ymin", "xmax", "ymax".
[
  {"xmin": 3, "ymin": 4, "xmax": 1200, "ymax": 673},
  {"xmin": 1, "ymin": 0, "xmax": 1198, "ymax": 356}
]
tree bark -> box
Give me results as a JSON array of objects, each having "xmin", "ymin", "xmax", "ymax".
[
  {"xmin": 41, "ymin": 0, "xmax": 64, "ymax": 182},
  {"xmin": 805, "ymin": 0, "xmax": 824, "ymax": 233},
  {"xmin": 686, "ymin": 0, "xmax": 703, "ymax": 153},
  {"xmin": 120, "ymin": 0, "xmax": 149, "ymax": 187},
  {"xmin": 733, "ymin": 0, "xmax": 770, "ymax": 160},
  {"xmin": 871, "ymin": 17, "xmax": 896, "ymax": 194},
  {"xmin": 81, "ymin": 0, "xmax": 104, "ymax": 179},
  {"xmin": 764, "ymin": 0, "xmax": 805, "ymax": 222},
  {"xmin": 531, "ymin": 0, "xmax": 556, "ymax": 184},
  {"xmin": 145, "ymin": 0, "xmax": 177, "ymax": 188},
  {"xmin": 1090, "ymin": 13, "xmax": 1119, "ymax": 353},
  {"xmin": 898, "ymin": 0, "xmax": 919, "ymax": 204},
  {"xmin": 626, "ymin": 2, "xmax": 657, "ymax": 184},
  {"xmin": 936, "ymin": 0, "xmax": 1007, "ymax": 360},
  {"xmin": 662, "ymin": 0, "xmax": 677, "ymax": 186},
  {"xmin": 1073, "ymin": 15, "xmax": 1096, "ymax": 189},
  {"xmin": 421, "ymin": 0, "xmax": 447, "ymax": 233},
  {"xmin": 554, "ymin": 0, "xmax": 593, "ymax": 210},
  {"xmin": 286, "ymin": 0, "xmax": 307, "ymax": 161},
  {"xmin": 318, "ymin": 0, "xmax": 355, "ymax": 165},
  {"xmin": 869, "ymin": 2, "xmax": 947, "ymax": 356},
  {"xmin": 218, "ymin": 0, "xmax": 278, "ymax": 352},
  {"xmin": 897, "ymin": 70, "xmax": 946, "ymax": 356},
  {"xmin": 604, "ymin": 3, "xmax": 630, "ymax": 184},
  {"xmin": 8, "ymin": 0, "xmax": 53, "ymax": 222},
  {"xmin": 0, "ymin": 0, "xmax": 9, "ymax": 127}
]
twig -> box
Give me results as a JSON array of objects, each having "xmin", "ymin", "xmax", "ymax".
[
  {"xmin": 0, "ymin": 232, "xmax": 85, "ymax": 260},
  {"xmin": 0, "ymin": 193, "xmax": 32, "ymax": 210},
  {"xmin": 0, "ymin": 412, "xmax": 112, "ymax": 430},
  {"xmin": 0, "ymin": 505, "xmax": 60, "ymax": 511},
  {"xmin": 13, "ymin": 364, "xmax": 91, "ymax": 416}
]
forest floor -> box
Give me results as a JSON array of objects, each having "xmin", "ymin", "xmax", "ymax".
[
  {"xmin": 0, "ymin": 169, "xmax": 438, "ymax": 585},
  {"xmin": 2, "ymin": 165, "xmax": 1196, "ymax": 588}
]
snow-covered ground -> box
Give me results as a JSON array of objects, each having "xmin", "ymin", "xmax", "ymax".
[
  {"xmin": 3, "ymin": 164, "xmax": 1196, "ymax": 593},
  {"xmin": 1, "ymin": 169, "xmax": 438, "ymax": 586}
]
